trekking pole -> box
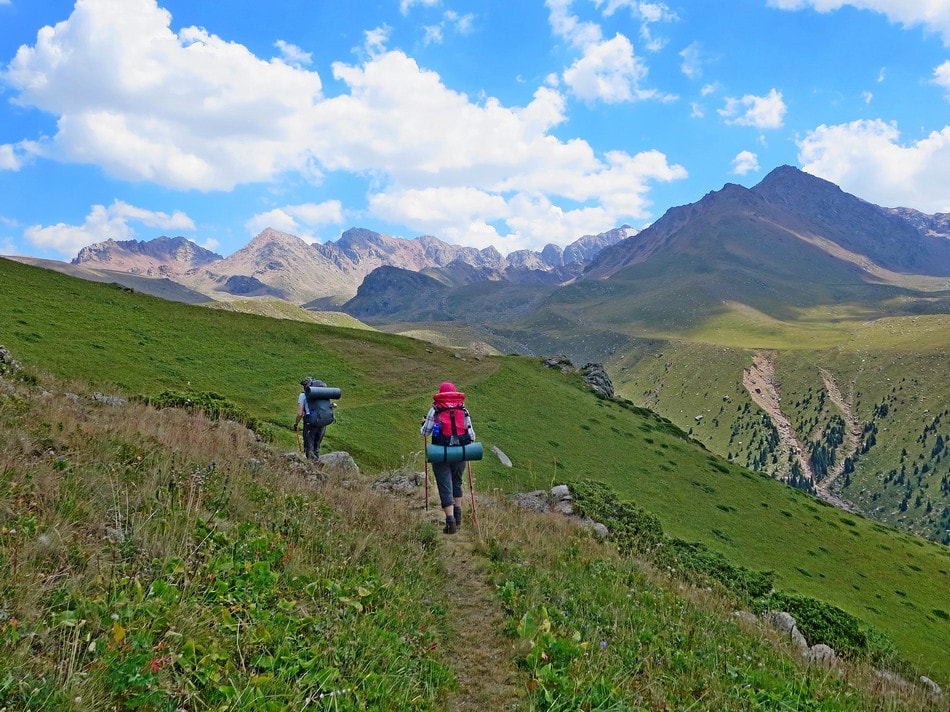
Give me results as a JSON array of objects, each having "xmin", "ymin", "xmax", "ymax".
[
  {"xmin": 423, "ymin": 436, "xmax": 430, "ymax": 511},
  {"xmin": 467, "ymin": 460, "xmax": 478, "ymax": 531},
  {"xmin": 295, "ymin": 428, "xmax": 301, "ymax": 452}
]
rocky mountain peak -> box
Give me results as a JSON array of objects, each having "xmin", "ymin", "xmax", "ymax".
[{"xmin": 71, "ymin": 236, "xmax": 221, "ymax": 275}]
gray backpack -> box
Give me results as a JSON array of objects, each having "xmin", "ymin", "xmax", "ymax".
[{"xmin": 304, "ymin": 381, "xmax": 340, "ymax": 426}]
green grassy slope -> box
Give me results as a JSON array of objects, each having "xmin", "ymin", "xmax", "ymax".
[
  {"xmin": 605, "ymin": 318, "xmax": 950, "ymax": 544},
  {"xmin": 3, "ymin": 372, "xmax": 940, "ymax": 710},
  {"xmin": 1, "ymin": 256, "xmax": 949, "ymax": 684}
]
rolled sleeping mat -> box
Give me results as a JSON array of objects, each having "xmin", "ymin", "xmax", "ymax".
[
  {"xmin": 305, "ymin": 386, "xmax": 342, "ymax": 399},
  {"xmin": 426, "ymin": 441, "xmax": 484, "ymax": 463}
]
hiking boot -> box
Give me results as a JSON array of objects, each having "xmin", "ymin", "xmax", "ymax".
[
  {"xmin": 444, "ymin": 518, "xmax": 458, "ymax": 535},
  {"xmin": 454, "ymin": 505, "xmax": 462, "ymax": 528}
]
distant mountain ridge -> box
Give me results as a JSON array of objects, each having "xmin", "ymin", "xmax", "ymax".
[
  {"xmin": 584, "ymin": 165, "xmax": 950, "ymax": 281},
  {"xmin": 72, "ymin": 236, "xmax": 222, "ymax": 276},
  {"xmin": 70, "ymin": 226, "xmax": 633, "ymax": 304}
]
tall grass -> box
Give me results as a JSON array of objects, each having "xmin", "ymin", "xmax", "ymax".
[
  {"xmin": 1, "ymin": 369, "xmax": 944, "ymax": 710},
  {"xmin": 0, "ymin": 371, "xmax": 453, "ymax": 710}
]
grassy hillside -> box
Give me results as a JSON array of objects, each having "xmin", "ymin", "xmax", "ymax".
[
  {"xmin": 602, "ymin": 317, "xmax": 950, "ymax": 544},
  {"xmin": 2, "ymin": 370, "xmax": 943, "ymax": 710},
  {"xmin": 1, "ymin": 256, "xmax": 949, "ymax": 690}
]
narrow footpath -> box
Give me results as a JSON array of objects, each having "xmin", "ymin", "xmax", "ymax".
[{"xmin": 425, "ymin": 504, "xmax": 526, "ymax": 711}]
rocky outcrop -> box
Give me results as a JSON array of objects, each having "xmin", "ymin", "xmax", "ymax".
[
  {"xmin": 0, "ymin": 345, "xmax": 20, "ymax": 375},
  {"xmin": 542, "ymin": 356, "xmax": 615, "ymax": 399}
]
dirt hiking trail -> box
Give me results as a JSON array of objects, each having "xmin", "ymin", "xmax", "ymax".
[{"xmin": 423, "ymin": 503, "xmax": 526, "ymax": 711}]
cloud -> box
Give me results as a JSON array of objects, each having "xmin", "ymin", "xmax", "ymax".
[
  {"xmin": 592, "ymin": 1, "xmax": 679, "ymax": 50},
  {"xmin": 0, "ymin": 140, "xmax": 41, "ymax": 170},
  {"xmin": 363, "ymin": 25, "xmax": 391, "ymax": 55},
  {"xmin": 421, "ymin": 10, "xmax": 476, "ymax": 46},
  {"xmin": 274, "ymin": 40, "xmax": 313, "ymax": 68},
  {"xmin": 24, "ymin": 200, "xmax": 196, "ymax": 257},
  {"xmin": 400, "ymin": 0, "xmax": 440, "ymax": 15},
  {"xmin": 798, "ymin": 119, "xmax": 950, "ymax": 212},
  {"xmin": 732, "ymin": 151, "xmax": 760, "ymax": 175},
  {"xmin": 563, "ymin": 33, "xmax": 654, "ymax": 103},
  {"xmin": 0, "ymin": 144, "xmax": 21, "ymax": 170},
  {"xmin": 719, "ymin": 88, "xmax": 786, "ymax": 129},
  {"xmin": 680, "ymin": 42, "xmax": 704, "ymax": 79},
  {"xmin": 245, "ymin": 200, "xmax": 344, "ymax": 237},
  {"xmin": 547, "ymin": 0, "xmax": 604, "ymax": 49},
  {"xmin": 935, "ymin": 60, "xmax": 950, "ymax": 95},
  {"xmin": 4, "ymin": 0, "xmax": 687, "ymax": 252},
  {"xmin": 3, "ymin": 0, "xmax": 325, "ymax": 191},
  {"xmin": 767, "ymin": 0, "xmax": 950, "ymax": 45},
  {"xmin": 547, "ymin": 1, "xmax": 672, "ymax": 104}
]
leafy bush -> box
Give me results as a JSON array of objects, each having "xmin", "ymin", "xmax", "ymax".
[
  {"xmin": 755, "ymin": 592, "xmax": 898, "ymax": 665},
  {"xmin": 658, "ymin": 538, "xmax": 775, "ymax": 601},
  {"xmin": 570, "ymin": 479, "xmax": 772, "ymax": 601},
  {"xmin": 568, "ymin": 479, "xmax": 664, "ymax": 548},
  {"xmin": 141, "ymin": 390, "xmax": 276, "ymax": 441},
  {"xmin": 567, "ymin": 479, "xmax": 908, "ymax": 670}
]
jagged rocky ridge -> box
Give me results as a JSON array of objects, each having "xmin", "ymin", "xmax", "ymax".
[{"xmin": 72, "ymin": 226, "xmax": 634, "ymax": 305}]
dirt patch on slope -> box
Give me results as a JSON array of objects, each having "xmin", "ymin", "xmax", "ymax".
[
  {"xmin": 742, "ymin": 351, "xmax": 859, "ymax": 513},
  {"xmin": 742, "ymin": 350, "xmax": 809, "ymax": 480}
]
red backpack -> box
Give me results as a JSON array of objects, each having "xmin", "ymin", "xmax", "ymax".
[{"xmin": 432, "ymin": 390, "xmax": 471, "ymax": 445}]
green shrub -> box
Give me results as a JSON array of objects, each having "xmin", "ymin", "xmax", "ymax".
[
  {"xmin": 754, "ymin": 592, "xmax": 897, "ymax": 664},
  {"xmin": 568, "ymin": 479, "xmax": 664, "ymax": 548},
  {"xmin": 140, "ymin": 390, "xmax": 275, "ymax": 441},
  {"xmin": 659, "ymin": 538, "xmax": 775, "ymax": 601}
]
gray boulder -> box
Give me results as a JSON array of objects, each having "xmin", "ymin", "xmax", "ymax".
[
  {"xmin": 318, "ymin": 451, "xmax": 359, "ymax": 476},
  {"xmin": 767, "ymin": 611, "xmax": 808, "ymax": 649},
  {"xmin": 804, "ymin": 644, "xmax": 836, "ymax": 666},
  {"xmin": 511, "ymin": 490, "xmax": 549, "ymax": 512},
  {"xmin": 581, "ymin": 362, "xmax": 614, "ymax": 399}
]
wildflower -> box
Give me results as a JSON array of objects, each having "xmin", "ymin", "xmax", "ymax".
[{"xmin": 600, "ymin": 640, "xmax": 607, "ymax": 650}]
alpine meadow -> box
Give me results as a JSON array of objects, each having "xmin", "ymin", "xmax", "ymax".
[{"xmin": 1, "ymin": 252, "xmax": 949, "ymax": 711}]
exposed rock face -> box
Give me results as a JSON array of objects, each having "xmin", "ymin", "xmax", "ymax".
[
  {"xmin": 71, "ymin": 226, "xmax": 626, "ymax": 305},
  {"xmin": 542, "ymin": 356, "xmax": 615, "ymax": 399},
  {"xmin": 72, "ymin": 236, "xmax": 221, "ymax": 275},
  {"xmin": 0, "ymin": 345, "xmax": 20, "ymax": 375},
  {"xmin": 581, "ymin": 362, "xmax": 614, "ymax": 399}
]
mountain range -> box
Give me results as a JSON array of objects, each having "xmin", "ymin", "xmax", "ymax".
[
  {"xmin": 61, "ymin": 225, "xmax": 633, "ymax": 306},
  {"xmin": 9, "ymin": 164, "xmax": 950, "ymax": 543}
]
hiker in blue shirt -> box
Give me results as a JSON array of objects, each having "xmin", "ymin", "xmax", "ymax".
[{"xmin": 294, "ymin": 376, "xmax": 333, "ymax": 461}]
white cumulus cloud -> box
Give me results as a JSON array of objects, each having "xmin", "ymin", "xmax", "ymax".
[
  {"xmin": 245, "ymin": 201, "xmax": 344, "ymax": 238},
  {"xmin": 4, "ymin": 0, "xmax": 688, "ymax": 253},
  {"xmin": 798, "ymin": 119, "xmax": 950, "ymax": 212},
  {"xmin": 719, "ymin": 89, "xmax": 787, "ymax": 129},
  {"xmin": 274, "ymin": 40, "xmax": 313, "ymax": 68},
  {"xmin": 767, "ymin": 0, "xmax": 950, "ymax": 45},
  {"xmin": 732, "ymin": 151, "xmax": 760, "ymax": 175},
  {"xmin": 935, "ymin": 60, "xmax": 950, "ymax": 95},
  {"xmin": 547, "ymin": 0, "xmax": 672, "ymax": 103},
  {"xmin": 3, "ymin": 0, "xmax": 325, "ymax": 191},
  {"xmin": 563, "ymin": 33, "xmax": 653, "ymax": 104}
]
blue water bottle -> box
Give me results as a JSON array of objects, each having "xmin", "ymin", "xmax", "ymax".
[{"xmin": 433, "ymin": 422, "xmax": 441, "ymax": 437}]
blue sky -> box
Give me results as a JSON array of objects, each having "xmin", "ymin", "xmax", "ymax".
[{"xmin": 1, "ymin": 0, "xmax": 949, "ymax": 261}]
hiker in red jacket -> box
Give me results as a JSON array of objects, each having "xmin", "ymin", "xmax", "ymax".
[{"xmin": 421, "ymin": 382, "xmax": 476, "ymax": 534}]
